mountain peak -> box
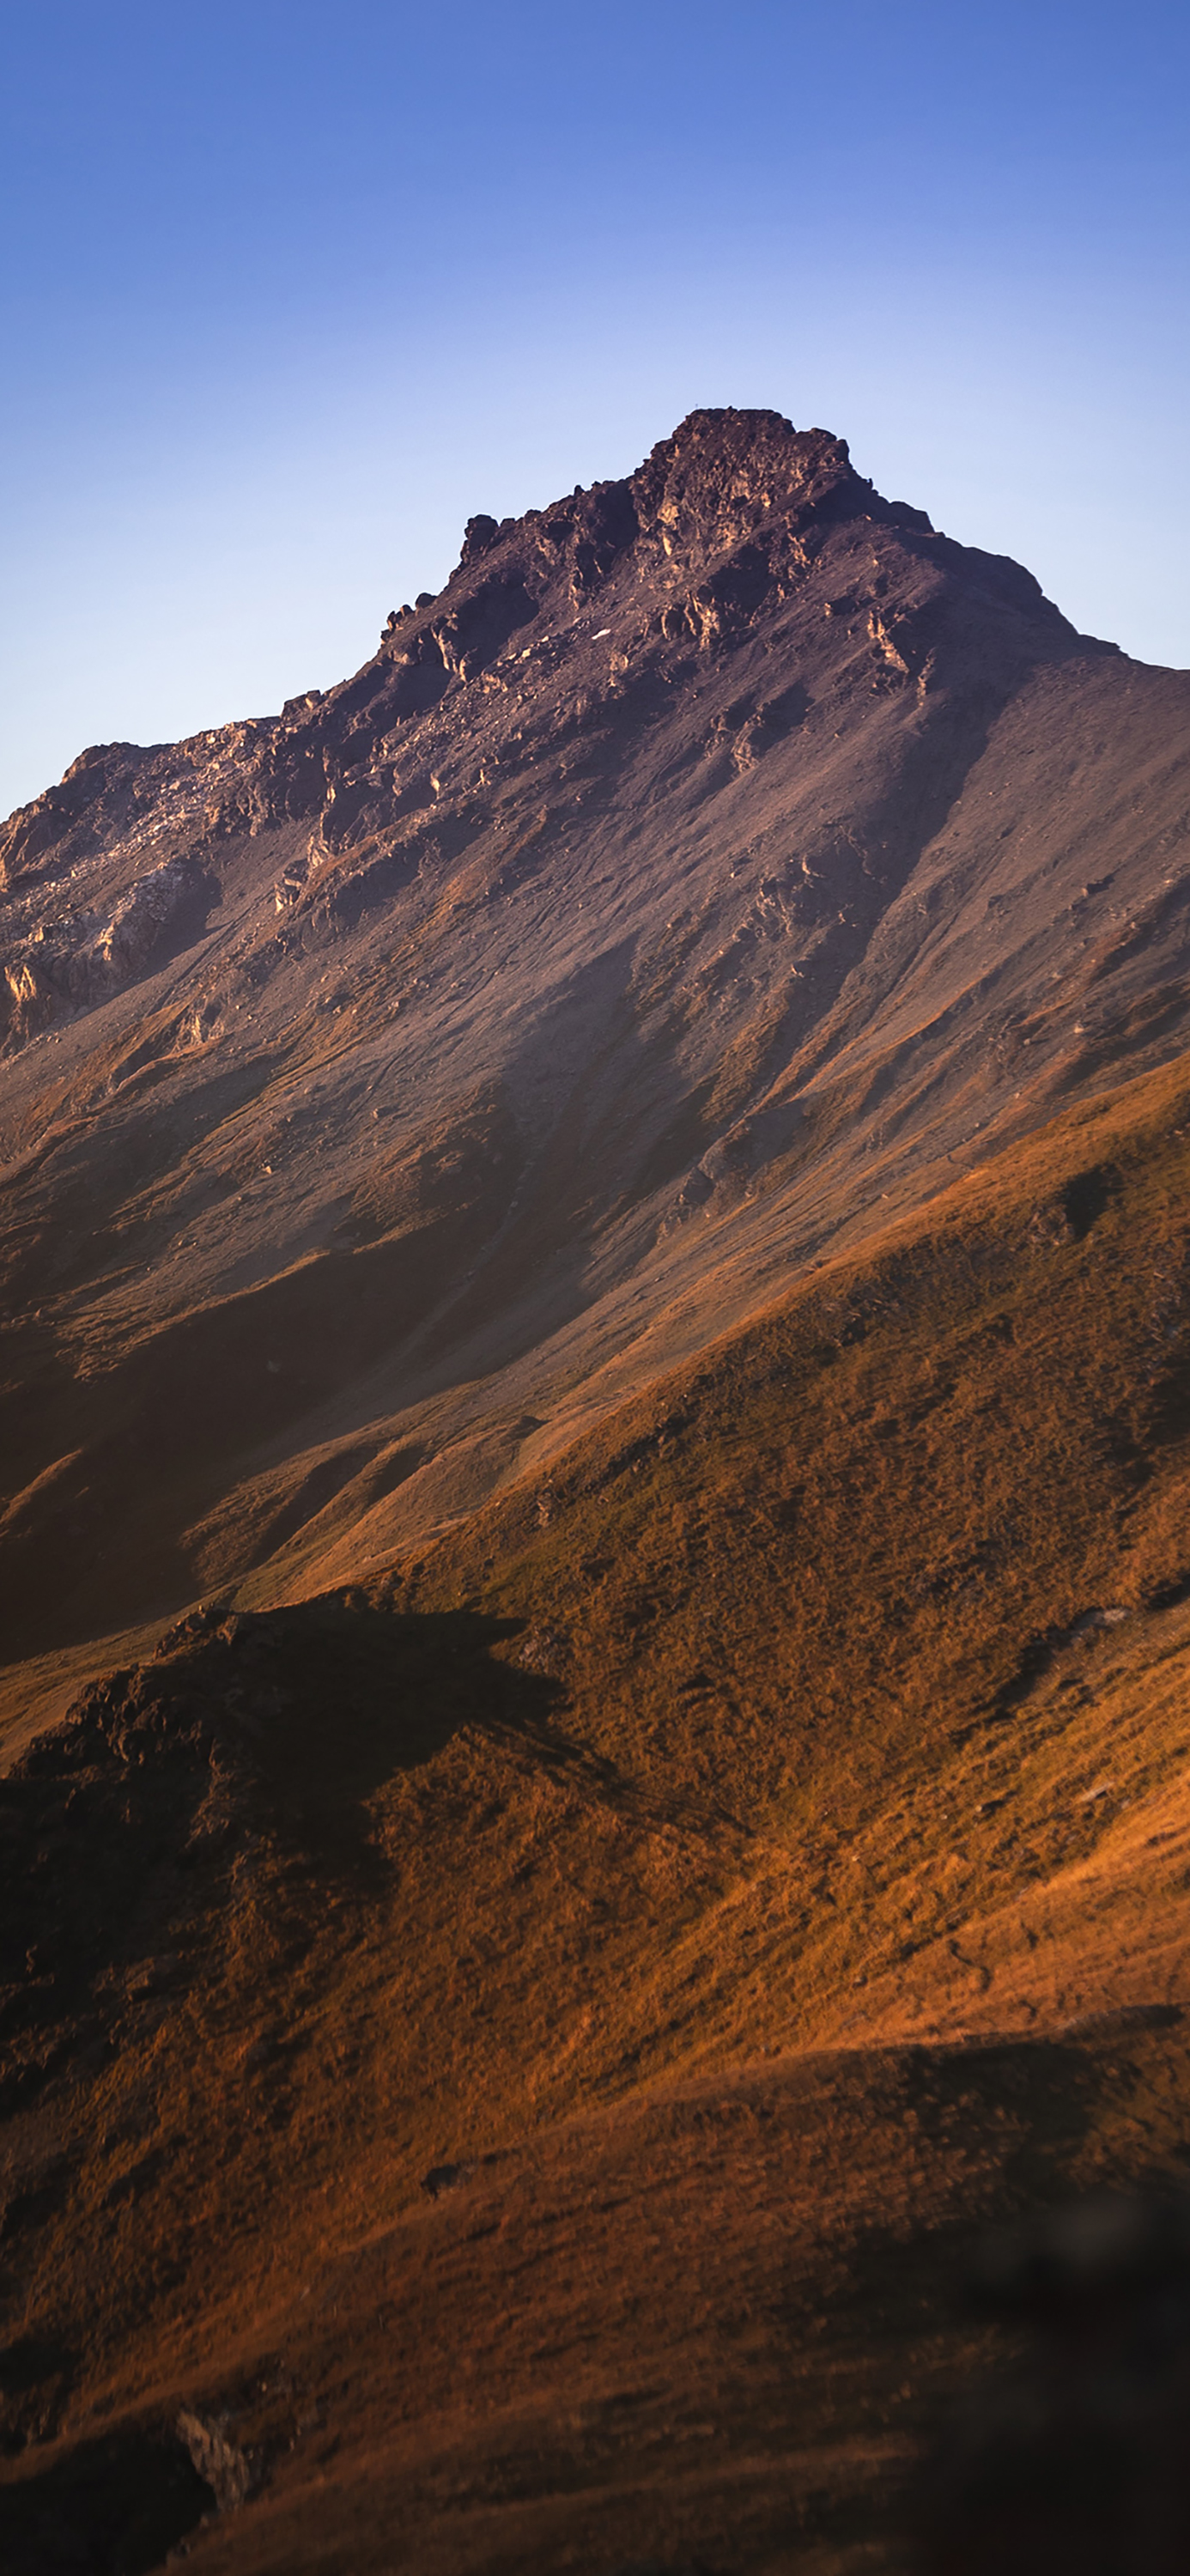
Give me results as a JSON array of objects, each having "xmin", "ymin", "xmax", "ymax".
[
  {"xmin": 630, "ymin": 405, "xmax": 882, "ymax": 560},
  {"xmin": 634, "ymin": 401, "xmax": 850, "ymax": 495},
  {"xmin": 435, "ymin": 409, "xmax": 932, "ymax": 607}
]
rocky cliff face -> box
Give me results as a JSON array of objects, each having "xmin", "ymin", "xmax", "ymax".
[{"xmin": 1, "ymin": 406, "xmax": 1188, "ymax": 1658}]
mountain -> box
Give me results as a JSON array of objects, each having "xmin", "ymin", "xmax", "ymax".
[
  {"xmin": 5, "ymin": 404, "xmax": 1190, "ymax": 1661},
  {"xmin": 3, "ymin": 410, "xmax": 1190, "ymax": 2572}
]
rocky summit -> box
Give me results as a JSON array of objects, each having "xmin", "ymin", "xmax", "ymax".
[{"xmin": 4, "ymin": 410, "xmax": 1190, "ymax": 2573}]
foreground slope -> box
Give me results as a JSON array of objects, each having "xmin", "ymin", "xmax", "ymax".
[
  {"xmin": 3, "ymin": 410, "xmax": 1190, "ymax": 1659},
  {"xmin": 7, "ymin": 1050, "xmax": 1190, "ymax": 2568}
]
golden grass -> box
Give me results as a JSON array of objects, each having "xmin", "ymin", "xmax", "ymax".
[{"xmin": 8, "ymin": 1046, "xmax": 1190, "ymax": 2567}]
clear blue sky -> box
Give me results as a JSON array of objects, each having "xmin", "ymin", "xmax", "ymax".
[{"xmin": 3, "ymin": 0, "xmax": 1187, "ymax": 819}]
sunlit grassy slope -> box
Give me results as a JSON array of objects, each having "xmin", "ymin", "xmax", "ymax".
[{"xmin": 7, "ymin": 1044, "xmax": 1190, "ymax": 2570}]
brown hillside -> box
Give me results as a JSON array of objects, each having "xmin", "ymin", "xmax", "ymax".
[
  {"xmin": 6, "ymin": 1048, "xmax": 1190, "ymax": 2567},
  {"xmin": 5, "ymin": 412, "xmax": 1190, "ymax": 2571}
]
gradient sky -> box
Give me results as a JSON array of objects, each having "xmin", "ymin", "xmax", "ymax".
[{"xmin": 3, "ymin": 0, "xmax": 1187, "ymax": 820}]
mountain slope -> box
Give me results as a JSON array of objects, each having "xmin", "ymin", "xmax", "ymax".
[
  {"xmin": 4, "ymin": 1055, "xmax": 1190, "ymax": 2568},
  {"xmin": 3, "ymin": 410, "xmax": 1189, "ymax": 1660},
  {"xmin": 5, "ymin": 412, "xmax": 1190, "ymax": 2573}
]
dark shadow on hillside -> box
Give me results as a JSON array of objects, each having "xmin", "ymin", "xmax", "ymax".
[
  {"xmin": 914, "ymin": 2179, "xmax": 1190, "ymax": 2573},
  {"xmin": 0, "ymin": 1599, "xmax": 585, "ymax": 2114},
  {"xmin": 1060, "ymin": 1162, "xmax": 1119, "ymax": 1241},
  {"xmin": 188, "ymin": 1597, "xmax": 589, "ymax": 1870},
  {"xmin": 761, "ymin": 2032, "xmax": 1129, "ymax": 2564},
  {"xmin": 2, "ymin": 2421, "xmax": 213, "ymax": 2576}
]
